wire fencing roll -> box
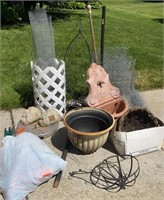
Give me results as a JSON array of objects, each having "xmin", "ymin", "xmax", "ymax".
[
  {"xmin": 28, "ymin": 9, "xmax": 55, "ymax": 63},
  {"xmin": 101, "ymin": 47, "xmax": 145, "ymax": 107}
]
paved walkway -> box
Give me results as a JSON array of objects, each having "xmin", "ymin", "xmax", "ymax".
[{"xmin": 0, "ymin": 89, "xmax": 164, "ymax": 200}]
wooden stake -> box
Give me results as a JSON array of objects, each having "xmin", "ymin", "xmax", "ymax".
[{"xmin": 87, "ymin": 5, "xmax": 98, "ymax": 64}]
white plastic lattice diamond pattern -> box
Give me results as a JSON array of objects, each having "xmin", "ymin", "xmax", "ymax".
[{"xmin": 31, "ymin": 59, "xmax": 66, "ymax": 116}]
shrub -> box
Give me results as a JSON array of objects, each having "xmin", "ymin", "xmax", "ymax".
[
  {"xmin": 1, "ymin": 2, "xmax": 24, "ymax": 24},
  {"xmin": 1, "ymin": 1, "xmax": 36, "ymax": 24},
  {"xmin": 1, "ymin": 1, "xmax": 102, "ymax": 25},
  {"xmin": 88, "ymin": 1, "xmax": 102, "ymax": 9},
  {"xmin": 47, "ymin": 1, "xmax": 102, "ymax": 10}
]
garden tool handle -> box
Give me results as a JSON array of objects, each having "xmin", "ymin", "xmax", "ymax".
[
  {"xmin": 53, "ymin": 138, "xmax": 70, "ymax": 188},
  {"xmin": 100, "ymin": 6, "xmax": 106, "ymax": 67},
  {"xmin": 87, "ymin": 5, "xmax": 98, "ymax": 64},
  {"xmin": 53, "ymin": 147, "xmax": 68, "ymax": 188}
]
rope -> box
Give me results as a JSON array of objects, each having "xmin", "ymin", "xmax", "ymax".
[{"xmin": 69, "ymin": 154, "xmax": 140, "ymax": 192}]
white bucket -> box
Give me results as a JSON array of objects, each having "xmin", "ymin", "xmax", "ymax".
[{"xmin": 31, "ymin": 58, "xmax": 66, "ymax": 116}]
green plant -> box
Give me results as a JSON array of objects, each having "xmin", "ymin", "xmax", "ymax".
[
  {"xmin": 47, "ymin": 1, "xmax": 101, "ymax": 10},
  {"xmin": 1, "ymin": 2, "xmax": 23, "ymax": 24},
  {"xmin": 1, "ymin": 1, "xmax": 38, "ymax": 24},
  {"xmin": 88, "ymin": 0, "xmax": 102, "ymax": 9}
]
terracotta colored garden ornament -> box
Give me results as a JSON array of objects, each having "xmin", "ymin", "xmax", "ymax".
[
  {"xmin": 86, "ymin": 5, "xmax": 128, "ymax": 118},
  {"xmin": 86, "ymin": 63, "xmax": 129, "ymax": 118}
]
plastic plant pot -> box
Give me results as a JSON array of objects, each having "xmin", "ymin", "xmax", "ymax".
[{"xmin": 63, "ymin": 107, "xmax": 115, "ymax": 153}]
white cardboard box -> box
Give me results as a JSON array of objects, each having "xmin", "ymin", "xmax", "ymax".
[{"xmin": 110, "ymin": 126, "xmax": 164, "ymax": 156}]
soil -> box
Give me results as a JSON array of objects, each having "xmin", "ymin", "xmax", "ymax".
[{"xmin": 118, "ymin": 108, "xmax": 162, "ymax": 132}]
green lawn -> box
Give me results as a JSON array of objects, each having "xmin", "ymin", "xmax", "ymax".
[{"xmin": 0, "ymin": 0, "xmax": 163, "ymax": 109}]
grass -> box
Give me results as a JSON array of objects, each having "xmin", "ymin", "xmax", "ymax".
[{"xmin": 0, "ymin": 0, "xmax": 163, "ymax": 109}]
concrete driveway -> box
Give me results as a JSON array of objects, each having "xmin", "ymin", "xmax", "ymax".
[{"xmin": 0, "ymin": 89, "xmax": 164, "ymax": 200}]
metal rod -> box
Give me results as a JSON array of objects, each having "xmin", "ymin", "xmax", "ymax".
[
  {"xmin": 87, "ymin": 5, "xmax": 99, "ymax": 64},
  {"xmin": 53, "ymin": 138, "xmax": 70, "ymax": 188},
  {"xmin": 100, "ymin": 6, "xmax": 106, "ymax": 67}
]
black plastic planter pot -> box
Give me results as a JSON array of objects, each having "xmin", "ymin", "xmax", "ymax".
[{"xmin": 63, "ymin": 107, "xmax": 115, "ymax": 153}]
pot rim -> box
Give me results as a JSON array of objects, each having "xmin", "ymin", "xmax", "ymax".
[{"xmin": 63, "ymin": 107, "xmax": 115, "ymax": 136}]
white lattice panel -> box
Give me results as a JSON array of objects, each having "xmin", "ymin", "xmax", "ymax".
[{"xmin": 31, "ymin": 59, "xmax": 66, "ymax": 116}]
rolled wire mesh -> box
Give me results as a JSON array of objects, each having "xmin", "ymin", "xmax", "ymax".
[
  {"xmin": 102, "ymin": 47, "xmax": 144, "ymax": 107},
  {"xmin": 28, "ymin": 9, "xmax": 55, "ymax": 63}
]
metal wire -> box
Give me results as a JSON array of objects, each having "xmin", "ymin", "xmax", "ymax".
[
  {"xmin": 102, "ymin": 47, "xmax": 145, "ymax": 107},
  {"xmin": 69, "ymin": 154, "xmax": 140, "ymax": 192},
  {"xmin": 28, "ymin": 9, "xmax": 55, "ymax": 62},
  {"xmin": 64, "ymin": 19, "xmax": 93, "ymax": 99},
  {"xmin": 64, "ymin": 19, "xmax": 93, "ymax": 64}
]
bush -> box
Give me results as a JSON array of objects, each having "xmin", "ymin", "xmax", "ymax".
[
  {"xmin": 1, "ymin": 1, "xmax": 36, "ymax": 24},
  {"xmin": 1, "ymin": 2, "xmax": 24, "ymax": 24},
  {"xmin": 1, "ymin": 1, "xmax": 102, "ymax": 25},
  {"xmin": 88, "ymin": 1, "xmax": 102, "ymax": 9},
  {"xmin": 67, "ymin": 1, "xmax": 86, "ymax": 9},
  {"xmin": 47, "ymin": 1, "xmax": 102, "ymax": 10}
]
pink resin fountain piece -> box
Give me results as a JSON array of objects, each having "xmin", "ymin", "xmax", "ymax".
[{"xmin": 86, "ymin": 63, "xmax": 128, "ymax": 118}]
